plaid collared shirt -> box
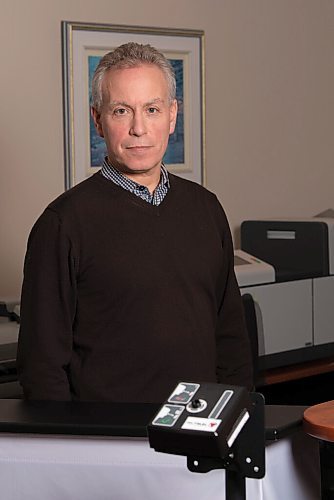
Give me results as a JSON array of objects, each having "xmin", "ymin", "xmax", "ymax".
[{"xmin": 100, "ymin": 158, "xmax": 170, "ymax": 206}]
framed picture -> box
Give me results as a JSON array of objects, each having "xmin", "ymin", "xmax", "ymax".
[{"xmin": 62, "ymin": 21, "xmax": 205, "ymax": 188}]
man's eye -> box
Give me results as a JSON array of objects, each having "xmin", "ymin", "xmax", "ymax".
[
  {"xmin": 114, "ymin": 108, "xmax": 127, "ymax": 115},
  {"xmin": 148, "ymin": 107, "xmax": 158, "ymax": 114}
]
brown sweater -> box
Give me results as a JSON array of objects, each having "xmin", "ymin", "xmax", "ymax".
[{"xmin": 17, "ymin": 173, "xmax": 253, "ymax": 402}]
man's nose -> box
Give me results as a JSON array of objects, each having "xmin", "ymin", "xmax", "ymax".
[{"xmin": 129, "ymin": 112, "xmax": 147, "ymax": 136}]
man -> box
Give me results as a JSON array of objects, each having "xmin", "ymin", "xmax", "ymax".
[{"xmin": 17, "ymin": 43, "xmax": 252, "ymax": 402}]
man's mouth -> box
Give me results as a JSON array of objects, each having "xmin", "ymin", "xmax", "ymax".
[{"xmin": 125, "ymin": 145, "xmax": 153, "ymax": 154}]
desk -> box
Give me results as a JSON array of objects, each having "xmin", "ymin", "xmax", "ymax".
[
  {"xmin": 260, "ymin": 356, "xmax": 334, "ymax": 386},
  {"xmin": 0, "ymin": 400, "xmax": 320, "ymax": 500}
]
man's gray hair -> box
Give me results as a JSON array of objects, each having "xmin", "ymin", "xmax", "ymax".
[{"xmin": 91, "ymin": 42, "xmax": 176, "ymax": 112}]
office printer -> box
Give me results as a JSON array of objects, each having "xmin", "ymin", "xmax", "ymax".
[
  {"xmin": 241, "ymin": 218, "xmax": 334, "ymax": 282},
  {"xmin": 0, "ymin": 302, "xmax": 21, "ymax": 398},
  {"xmin": 234, "ymin": 249, "xmax": 275, "ymax": 287},
  {"xmin": 237, "ymin": 218, "xmax": 334, "ymax": 370}
]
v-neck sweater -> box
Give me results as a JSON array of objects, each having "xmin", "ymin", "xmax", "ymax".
[{"xmin": 17, "ymin": 173, "xmax": 253, "ymax": 402}]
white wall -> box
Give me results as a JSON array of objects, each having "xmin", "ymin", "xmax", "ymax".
[{"xmin": 1, "ymin": 0, "xmax": 334, "ymax": 300}]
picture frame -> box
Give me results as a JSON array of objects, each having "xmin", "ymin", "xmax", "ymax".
[{"xmin": 61, "ymin": 21, "xmax": 205, "ymax": 188}]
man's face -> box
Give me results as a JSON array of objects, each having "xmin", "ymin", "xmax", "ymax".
[{"xmin": 92, "ymin": 64, "xmax": 177, "ymax": 177}]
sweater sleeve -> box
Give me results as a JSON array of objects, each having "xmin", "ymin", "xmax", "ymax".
[
  {"xmin": 16, "ymin": 208, "xmax": 77, "ymax": 400},
  {"xmin": 213, "ymin": 200, "xmax": 254, "ymax": 390}
]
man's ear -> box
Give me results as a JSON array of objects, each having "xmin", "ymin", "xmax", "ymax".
[
  {"xmin": 169, "ymin": 99, "xmax": 178, "ymax": 135},
  {"xmin": 91, "ymin": 106, "xmax": 104, "ymax": 138}
]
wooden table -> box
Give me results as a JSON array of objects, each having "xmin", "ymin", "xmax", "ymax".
[{"xmin": 304, "ymin": 401, "xmax": 334, "ymax": 499}]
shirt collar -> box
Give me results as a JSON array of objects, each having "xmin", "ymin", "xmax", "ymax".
[{"xmin": 100, "ymin": 158, "xmax": 170, "ymax": 191}]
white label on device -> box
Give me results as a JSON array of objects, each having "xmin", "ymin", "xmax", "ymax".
[
  {"xmin": 152, "ymin": 404, "xmax": 185, "ymax": 427},
  {"xmin": 181, "ymin": 417, "xmax": 221, "ymax": 432},
  {"xmin": 168, "ymin": 383, "xmax": 200, "ymax": 404},
  {"xmin": 227, "ymin": 410, "xmax": 250, "ymax": 447}
]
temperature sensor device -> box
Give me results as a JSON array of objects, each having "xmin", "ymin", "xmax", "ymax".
[
  {"xmin": 148, "ymin": 382, "xmax": 265, "ymax": 500},
  {"xmin": 148, "ymin": 382, "xmax": 253, "ymax": 460}
]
